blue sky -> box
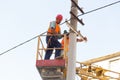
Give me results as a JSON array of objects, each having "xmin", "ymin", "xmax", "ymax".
[{"xmin": 0, "ymin": 0, "xmax": 120, "ymax": 80}]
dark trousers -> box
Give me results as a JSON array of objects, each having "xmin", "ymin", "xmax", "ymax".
[{"xmin": 44, "ymin": 36, "xmax": 61, "ymax": 59}]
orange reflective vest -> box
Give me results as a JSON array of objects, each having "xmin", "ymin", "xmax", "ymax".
[{"xmin": 47, "ymin": 21, "xmax": 61, "ymax": 34}]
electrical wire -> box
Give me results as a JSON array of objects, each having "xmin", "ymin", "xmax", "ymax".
[
  {"xmin": 0, "ymin": 1, "xmax": 120, "ymax": 56},
  {"xmin": 61, "ymin": 0, "xmax": 120, "ymax": 25},
  {"xmin": 78, "ymin": 0, "xmax": 120, "ymax": 17},
  {"xmin": 0, "ymin": 31, "xmax": 47, "ymax": 56}
]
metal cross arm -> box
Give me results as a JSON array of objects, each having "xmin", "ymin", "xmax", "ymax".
[
  {"xmin": 70, "ymin": 11, "xmax": 85, "ymax": 26},
  {"xmin": 71, "ymin": 0, "xmax": 84, "ymax": 14},
  {"xmin": 65, "ymin": 20, "xmax": 87, "ymax": 42}
]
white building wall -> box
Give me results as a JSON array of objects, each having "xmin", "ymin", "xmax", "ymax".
[{"xmin": 94, "ymin": 56, "xmax": 120, "ymax": 79}]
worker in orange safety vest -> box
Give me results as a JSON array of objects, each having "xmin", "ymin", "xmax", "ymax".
[
  {"xmin": 59, "ymin": 30, "xmax": 87, "ymax": 77},
  {"xmin": 44, "ymin": 14, "xmax": 63, "ymax": 60},
  {"xmin": 60, "ymin": 30, "xmax": 87, "ymax": 57}
]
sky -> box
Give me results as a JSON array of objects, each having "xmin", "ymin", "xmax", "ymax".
[{"xmin": 0, "ymin": 0, "xmax": 120, "ymax": 80}]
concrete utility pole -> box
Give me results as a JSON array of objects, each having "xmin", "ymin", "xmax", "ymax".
[{"xmin": 66, "ymin": 0, "xmax": 78, "ymax": 80}]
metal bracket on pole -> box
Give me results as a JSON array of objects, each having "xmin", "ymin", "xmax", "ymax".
[
  {"xmin": 71, "ymin": 0, "xmax": 84, "ymax": 14},
  {"xmin": 65, "ymin": 20, "xmax": 87, "ymax": 42},
  {"xmin": 70, "ymin": 11, "xmax": 85, "ymax": 26}
]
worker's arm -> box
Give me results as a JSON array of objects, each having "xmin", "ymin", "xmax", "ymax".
[{"xmin": 77, "ymin": 37, "xmax": 87, "ymax": 42}]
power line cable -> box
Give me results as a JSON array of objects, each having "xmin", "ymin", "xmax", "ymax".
[
  {"xmin": 0, "ymin": 31, "xmax": 47, "ymax": 56},
  {"xmin": 78, "ymin": 0, "xmax": 120, "ymax": 17},
  {"xmin": 0, "ymin": 1, "xmax": 120, "ymax": 56},
  {"xmin": 61, "ymin": 0, "xmax": 120, "ymax": 25}
]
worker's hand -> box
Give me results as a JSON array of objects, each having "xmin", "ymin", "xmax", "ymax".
[
  {"xmin": 77, "ymin": 37, "xmax": 87, "ymax": 42},
  {"xmin": 77, "ymin": 38, "xmax": 83, "ymax": 42},
  {"xmin": 83, "ymin": 37, "xmax": 87, "ymax": 41}
]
